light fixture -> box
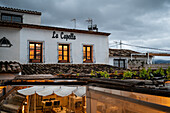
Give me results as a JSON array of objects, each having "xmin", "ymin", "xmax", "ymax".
[{"xmin": 0, "ymin": 37, "xmax": 12, "ymax": 47}]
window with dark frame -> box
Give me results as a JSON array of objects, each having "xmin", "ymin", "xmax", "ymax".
[
  {"xmin": 29, "ymin": 42, "xmax": 43, "ymax": 63},
  {"xmin": 114, "ymin": 59, "xmax": 125, "ymax": 68},
  {"xmin": 58, "ymin": 44, "xmax": 70, "ymax": 63},
  {"xmin": 83, "ymin": 45, "xmax": 93, "ymax": 63},
  {"xmin": 1, "ymin": 13, "xmax": 22, "ymax": 23}
]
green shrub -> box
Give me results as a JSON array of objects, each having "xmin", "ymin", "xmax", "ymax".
[
  {"xmin": 76, "ymin": 73, "xmax": 80, "ymax": 76},
  {"xmin": 166, "ymin": 66, "xmax": 170, "ymax": 80},
  {"xmin": 153, "ymin": 67, "xmax": 165, "ymax": 77},
  {"xmin": 90, "ymin": 70, "xmax": 95, "ymax": 76},
  {"xmin": 123, "ymin": 71, "xmax": 133, "ymax": 79},
  {"xmin": 139, "ymin": 68, "xmax": 147, "ymax": 78}
]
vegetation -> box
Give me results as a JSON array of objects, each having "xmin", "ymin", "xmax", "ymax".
[
  {"xmin": 122, "ymin": 71, "xmax": 133, "ymax": 80},
  {"xmin": 88, "ymin": 67, "xmax": 170, "ymax": 80},
  {"xmin": 166, "ymin": 66, "xmax": 170, "ymax": 80}
]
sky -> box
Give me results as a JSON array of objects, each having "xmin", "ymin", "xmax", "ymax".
[{"xmin": 1, "ymin": 0, "xmax": 170, "ymax": 58}]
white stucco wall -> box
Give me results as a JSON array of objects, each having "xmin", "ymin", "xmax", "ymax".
[
  {"xmin": 20, "ymin": 28, "xmax": 109, "ymax": 64},
  {"xmin": 0, "ymin": 27, "xmax": 20, "ymax": 61},
  {"xmin": 23, "ymin": 14, "xmax": 41, "ymax": 25}
]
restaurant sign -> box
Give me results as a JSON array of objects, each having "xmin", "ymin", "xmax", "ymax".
[{"xmin": 52, "ymin": 31, "xmax": 76, "ymax": 41}]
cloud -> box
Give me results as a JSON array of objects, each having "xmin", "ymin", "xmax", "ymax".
[{"xmin": 1, "ymin": 0, "xmax": 170, "ymax": 53}]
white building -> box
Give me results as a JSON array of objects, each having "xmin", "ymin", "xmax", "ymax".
[
  {"xmin": 0, "ymin": 7, "xmax": 110, "ymax": 64},
  {"xmin": 109, "ymin": 49, "xmax": 153, "ymax": 69}
]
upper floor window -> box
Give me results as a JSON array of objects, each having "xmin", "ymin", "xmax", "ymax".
[
  {"xmin": 29, "ymin": 42, "xmax": 43, "ymax": 63},
  {"xmin": 58, "ymin": 44, "xmax": 70, "ymax": 63},
  {"xmin": 83, "ymin": 45, "xmax": 93, "ymax": 63},
  {"xmin": 1, "ymin": 13, "xmax": 22, "ymax": 23}
]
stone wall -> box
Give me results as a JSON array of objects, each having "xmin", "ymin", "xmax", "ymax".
[{"xmin": 21, "ymin": 64, "xmax": 119, "ymax": 75}]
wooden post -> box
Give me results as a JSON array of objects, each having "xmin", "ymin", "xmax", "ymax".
[
  {"xmin": 27, "ymin": 95, "xmax": 30, "ymax": 113},
  {"xmin": 34, "ymin": 93, "xmax": 36, "ymax": 113}
]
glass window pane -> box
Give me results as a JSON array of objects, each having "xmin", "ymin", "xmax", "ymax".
[
  {"xmin": 87, "ymin": 47, "xmax": 91, "ymax": 51},
  {"xmin": 83, "ymin": 47, "xmax": 85, "ymax": 52},
  {"xmin": 64, "ymin": 51, "xmax": 67, "ymax": 55},
  {"xmin": 12, "ymin": 16, "xmax": 21, "ymax": 23},
  {"xmin": 87, "ymin": 51, "xmax": 90, "ymax": 57},
  {"xmin": 64, "ymin": 56, "xmax": 67, "ymax": 60},
  {"xmin": 36, "ymin": 44, "xmax": 41, "ymax": 49},
  {"xmin": 64, "ymin": 46, "xmax": 68, "ymax": 50},
  {"xmin": 58, "ymin": 51, "xmax": 62, "ymax": 55},
  {"xmin": 30, "ymin": 44, "xmax": 34, "ymax": 49},
  {"xmin": 114, "ymin": 60, "xmax": 119, "ymax": 67},
  {"xmin": 30, "ymin": 56, "xmax": 34, "ymax": 59},
  {"xmin": 58, "ymin": 55, "xmax": 62, "ymax": 61},
  {"xmin": 30, "ymin": 50, "xmax": 34, "ymax": 56},
  {"xmin": 58, "ymin": 45, "xmax": 62, "ymax": 50},
  {"xmin": 2, "ymin": 15, "xmax": 11, "ymax": 22}
]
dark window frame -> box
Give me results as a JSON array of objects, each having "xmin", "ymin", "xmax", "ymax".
[
  {"xmin": 83, "ymin": 45, "xmax": 93, "ymax": 63},
  {"xmin": 114, "ymin": 59, "xmax": 126, "ymax": 68},
  {"xmin": 29, "ymin": 42, "xmax": 43, "ymax": 63},
  {"xmin": 1, "ymin": 13, "xmax": 23, "ymax": 23},
  {"xmin": 58, "ymin": 44, "xmax": 70, "ymax": 63}
]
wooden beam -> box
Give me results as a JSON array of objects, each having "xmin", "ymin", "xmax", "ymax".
[{"xmin": 149, "ymin": 53, "xmax": 170, "ymax": 56}]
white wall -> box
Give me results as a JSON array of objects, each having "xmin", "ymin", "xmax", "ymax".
[
  {"xmin": 23, "ymin": 14, "xmax": 41, "ymax": 25},
  {"xmin": 20, "ymin": 28, "xmax": 109, "ymax": 64},
  {"xmin": 0, "ymin": 27, "xmax": 20, "ymax": 61}
]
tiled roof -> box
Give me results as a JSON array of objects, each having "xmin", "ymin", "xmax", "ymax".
[
  {"xmin": 0, "ymin": 61, "xmax": 21, "ymax": 73},
  {"xmin": 0, "ymin": 6, "xmax": 41, "ymax": 15},
  {"xmin": 0, "ymin": 21, "xmax": 110, "ymax": 36},
  {"xmin": 109, "ymin": 49, "xmax": 149, "ymax": 57},
  {"xmin": 22, "ymin": 64, "xmax": 119, "ymax": 75}
]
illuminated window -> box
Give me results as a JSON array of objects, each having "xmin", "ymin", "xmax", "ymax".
[
  {"xmin": 83, "ymin": 45, "xmax": 93, "ymax": 63},
  {"xmin": 1, "ymin": 13, "xmax": 22, "ymax": 23},
  {"xmin": 58, "ymin": 44, "xmax": 70, "ymax": 63},
  {"xmin": 29, "ymin": 42, "xmax": 42, "ymax": 63},
  {"xmin": 114, "ymin": 59, "xmax": 125, "ymax": 68}
]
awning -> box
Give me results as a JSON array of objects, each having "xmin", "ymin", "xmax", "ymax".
[{"xmin": 17, "ymin": 86, "xmax": 86, "ymax": 97}]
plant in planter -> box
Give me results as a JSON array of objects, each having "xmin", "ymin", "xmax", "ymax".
[
  {"xmin": 90, "ymin": 70, "xmax": 95, "ymax": 76},
  {"xmin": 146, "ymin": 67, "xmax": 154, "ymax": 80},
  {"xmin": 132, "ymin": 71, "xmax": 138, "ymax": 79},
  {"xmin": 139, "ymin": 68, "xmax": 147, "ymax": 79},
  {"xmin": 122, "ymin": 71, "xmax": 133, "ymax": 80},
  {"xmin": 76, "ymin": 73, "xmax": 80, "ymax": 76},
  {"xmin": 103, "ymin": 71, "xmax": 110, "ymax": 78},
  {"xmin": 166, "ymin": 66, "xmax": 170, "ymax": 80},
  {"xmin": 153, "ymin": 67, "xmax": 165, "ymax": 77},
  {"xmin": 113, "ymin": 70, "xmax": 118, "ymax": 79}
]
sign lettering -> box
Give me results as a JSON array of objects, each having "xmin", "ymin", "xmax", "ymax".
[{"xmin": 52, "ymin": 31, "xmax": 76, "ymax": 41}]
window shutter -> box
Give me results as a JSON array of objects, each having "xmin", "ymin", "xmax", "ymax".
[
  {"xmin": 57, "ymin": 43, "xmax": 59, "ymax": 63},
  {"xmin": 43, "ymin": 42, "xmax": 45, "ymax": 63},
  {"xmin": 82, "ymin": 44, "xmax": 84, "ymax": 63},
  {"xmin": 27, "ymin": 41, "xmax": 29, "ymax": 63},
  {"xmin": 93, "ymin": 45, "xmax": 96, "ymax": 63},
  {"xmin": 70, "ymin": 44, "xmax": 73, "ymax": 63}
]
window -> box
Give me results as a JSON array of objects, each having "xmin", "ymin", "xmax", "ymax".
[
  {"xmin": 58, "ymin": 44, "xmax": 70, "ymax": 63},
  {"xmin": 1, "ymin": 13, "xmax": 22, "ymax": 23},
  {"xmin": 114, "ymin": 59, "xmax": 125, "ymax": 68},
  {"xmin": 83, "ymin": 45, "xmax": 93, "ymax": 63},
  {"xmin": 29, "ymin": 42, "xmax": 43, "ymax": 63}
]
